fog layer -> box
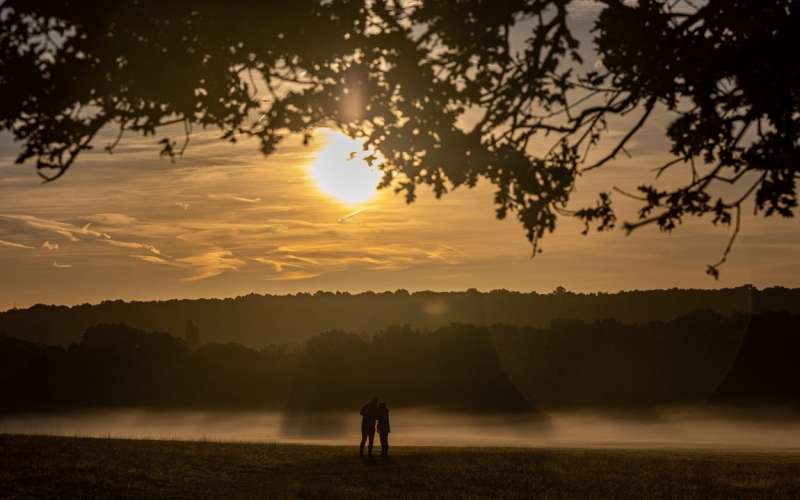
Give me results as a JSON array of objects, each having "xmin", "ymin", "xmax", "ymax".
[{"xmin": 3, "ymin": 408, "xmax": 800, "ymax": 450}]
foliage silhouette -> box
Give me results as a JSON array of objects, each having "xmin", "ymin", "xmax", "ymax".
[
  {"xmin": 0, "ymin": 286, "xmax": 796, "ymax": 348},
  {"xmin": 2, "ymin": 310, "xmax": 798, "ymax": 414},
  {"xmin": 1, "ymin": 1, "xmax": 797, "ymax": 274},
  {"xmin": 711, "ymin": 310, "xmax": 800, "ymax": 404}
]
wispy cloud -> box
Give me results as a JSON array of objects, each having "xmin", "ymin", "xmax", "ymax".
[
  {"xmin": 129, "ymin": 254, "xmax": 174, "ymax": 265},
  {"xmin": 2, "ymin": 214, "xmax": 85, "ymax": 242},
  {"xmin": 282, "ymin": 254, "xmax": 321, "ymax": 266},
  {"xmin": 175, "ymin": 250, "xmax": 246, "ymax": 281},
  {"xmin": 131, "ymin": 247, "xmax": 245, "ymax": 281},
  {"xmin": 81, "ymin": 223, "xmax": 111, "ymax": 239},
  {"xmin": 0, "ymin": 239, "xmax": 33, "ymax": 250},
  {"xmin": 2, "ymin": 214, "xmax": 114, "ymax": 242},
  {"xmin": 250, "ymin": 241, "xmax": 463, "ymax": 281},
  {"xmin": 266, "ymin": 271, "xmax": 321, "ymax": 281},
  {"xmin": 252, "ymin": 257, "xmax": 304, "ymax": 273},
  {"xmin": 2, "ymin": 214, "xmax": 163, "ymax": 259},
  {"xmin": 338, "ymin": 208, "xmax": 368, "ymax": 224},
  {"xmin": 81, "ymin": 213, "xmax": 138, "ymax": 226},
  {"xmin": 209, "ymin": 193, "xmax": 262, "ymax": 204},
  {"xmin": 104, "ymin": 239, "xmax": 162, "ymax": 255}
]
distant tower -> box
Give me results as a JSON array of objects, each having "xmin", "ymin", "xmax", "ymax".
[{"xmin": 184, "ymin": 320, "xmax": 200, "ymax": 349}]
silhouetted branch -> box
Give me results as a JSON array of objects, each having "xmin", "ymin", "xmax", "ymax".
[
  {"xmin": 583, "ymin": 98, "xmax": 655, "ymax": 172},
  {"xmin": 105, "ymin": 121, "xmax": 127, "ymax": 154},
  {"xmin": 706, "ymin": 204, "xmax": 741, "ymax": 279}
]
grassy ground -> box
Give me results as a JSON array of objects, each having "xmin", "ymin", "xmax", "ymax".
[{"xmin": 2, "ymin": 435, "xmax": 800, "ymax": 499}]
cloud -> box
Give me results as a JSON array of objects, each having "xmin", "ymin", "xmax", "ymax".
[
  {"xmin": 2, "ymin": 214, "xmax": 161, "ymax": 259},
  {"xmin": 267, "ymin": 218, "xmax": 333, "ymax": 229},
  {"xmin": 248, "ymin": 241, "xmax": 463, "ymax": 281},
  {"xmin": 272, "ymin": 243, "xmax": 462, "ymax": 266},
  {"xmin": 282, "ymin": 254, "xmax": 321, "ymax": 266},
  {"xmin": 52, "ymin": 261, "xmax": 72, "ymax": 268},
  {"xmin": 129, "ymin": 242, "xmax": 250, "ymax": 284},
  {"xmin": 81, "ymin": 213, "xmax": 138, "ymax": 226},
  {"xmin": 266, "ymin": 271, "xmax": 321, "ymax": 281},
  {"xmin": 129, "ymin": 254, "xmax": 174, "ymax": 265},
  {"xmin": 0, "ymin": 239, "xmax": 34, "ymax": 250},
  {"xmin": 81, "ymin": 223, "xmax": 112, "ymax": 239},
  {"xmin": 58, "ymin": 230, "xmax": 80, "ymax": 242},
  {"xmin": 338, "ymin": 208, "xmax": 368, "ymax": 224},
  {"xmin": 174, "ymin": 202, "xmax": 190, "ymax": 210},
  {"xmin": 209, "ymin": 193, "xmax": 262, "ymax": 204},
  {"xmin": 131, "ymin": 248, "xmax": 244, "ymax": 281},
  {"xmin": 175, "ymin": 250, "xmax": 246, "ymax": 281},
  {"xmin": 2, "ymin": 214, "xmax": 84, "ymax": 242},
  {"xmin": 1, "ymin": 214, "xmax": 113, "ymax": 242},
  {"xmin": 252, "ymin": 257, "xmax": 304, "ymax": 273},
  {"xmin": 104, "ymin": 239, "xmax": 162, "ymax": 255}
]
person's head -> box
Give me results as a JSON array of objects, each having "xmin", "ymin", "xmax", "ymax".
[{"xmin": 371, "ymin": 397, "xmax": 378, "ymax": 405}]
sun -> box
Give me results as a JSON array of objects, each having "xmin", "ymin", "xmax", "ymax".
[{"xmin": 309, "ymin": 130, "xmax": 383, "ymax": 205}]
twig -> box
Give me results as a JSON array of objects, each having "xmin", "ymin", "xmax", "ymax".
[
  {"xmin": 706, "ymin": 204, "xmax": 741, "ymax": 279},
  {"xmin": 582, "ymin": 98, "xmax": 655, "ymax": 172}
]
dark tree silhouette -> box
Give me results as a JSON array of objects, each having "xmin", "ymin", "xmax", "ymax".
[
  {"xmin": 1, "ymin": 286, "xmax": 797, "ymax": 348},
  {"xmin": 4, "ymin": 311, "xmax": 798, "ymax": 413},
  {"xmin": 1, "ymin": 1, "xmax": 797, "ymax": 274}
]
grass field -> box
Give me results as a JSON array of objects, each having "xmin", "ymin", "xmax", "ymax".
[{"xmin": 2, "ymin": 435, "xmax": 800, "ymax": 499}]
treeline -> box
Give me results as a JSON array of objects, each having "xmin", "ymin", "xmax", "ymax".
[
  {"xmin": 3, "ymin": 310, "xmax": 798, "ymax": 414},
  {"xmin": 1, "ymin": 286, "xmax": 798, "ymax": 348}
]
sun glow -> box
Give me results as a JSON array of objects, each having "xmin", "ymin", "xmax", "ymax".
[{"xmin": 309, "ymin": 131, "xmax": 383, "ymax": 205}]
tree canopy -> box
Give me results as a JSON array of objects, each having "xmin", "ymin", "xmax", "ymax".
[
  {"xmin": 1, "ymin": 0, "xmax": 797, "ymax": 275},
  {"xmin": 9, "ymin": 311, "xmax": 799, "ymax": 413}
]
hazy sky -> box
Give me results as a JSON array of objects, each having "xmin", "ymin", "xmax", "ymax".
[{"xmin": 1, "ymin": 2, "xmax": 798, "ymax": 310}]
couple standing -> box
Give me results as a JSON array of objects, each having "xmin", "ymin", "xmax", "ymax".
[{"xmin": 359, "ymin": 397, "xmax": 390, "ymax": 458}]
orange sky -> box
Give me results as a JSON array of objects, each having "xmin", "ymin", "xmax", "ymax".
[{"xmin": 1, "ymin": 119, "xmax": 798, "ymax": 311}]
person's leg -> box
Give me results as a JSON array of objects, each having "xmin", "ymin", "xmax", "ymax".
[
  {"xmin": 359, "ymin": 430, "xmax": 367, "ymax": 456},
  {"xmin": 380, "ymin": 432, "xmax": 389, "ymax": 457},
  {"xmin": 367, "ymin": 429, "xmax": 375, "ymax": 456}
]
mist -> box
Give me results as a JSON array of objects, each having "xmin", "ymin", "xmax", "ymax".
[{"xmin": 3, "ymin": 408, "xmax": 800, "ymax": 450}]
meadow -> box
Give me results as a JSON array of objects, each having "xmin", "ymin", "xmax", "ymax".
[{"xmin": 2, "ymin": 434, "xmax": 800, "ymax": 499}]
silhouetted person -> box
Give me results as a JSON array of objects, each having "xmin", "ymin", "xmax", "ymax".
[
  {"xmin": 359, "ymin": 397, "xmax": 378, "ymax": 457},
  {"xmin": 377, "ymin": 402, "xmax": 391, "ymax": 458}
]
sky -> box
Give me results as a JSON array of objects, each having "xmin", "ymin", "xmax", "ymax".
[{"xmin": 1, "ymin": 2, "xmax": 798, "ymax": 310}]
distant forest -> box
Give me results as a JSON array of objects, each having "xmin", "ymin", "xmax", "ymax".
[
  {"xmin": 2, "ymin": 310, "xmax": 799, "ymax": 414},
  {"xmin": 1, "ymin": 286, "xmax": 798, "ymax": 348}
]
